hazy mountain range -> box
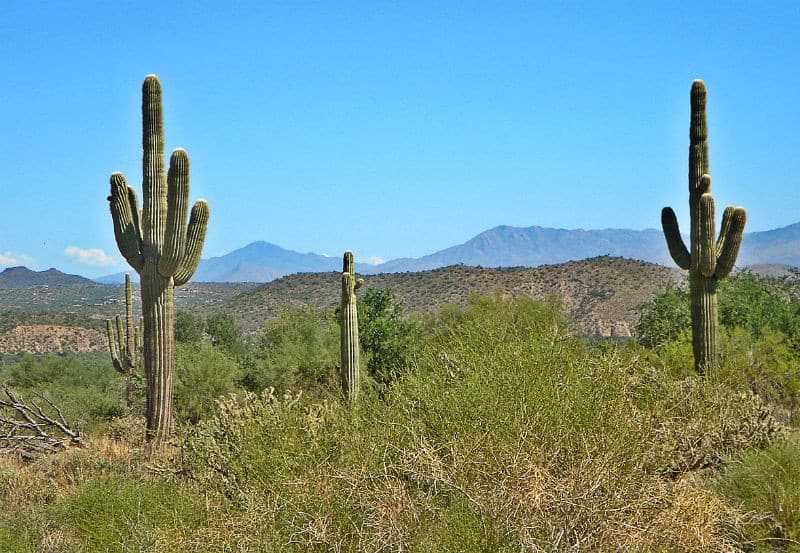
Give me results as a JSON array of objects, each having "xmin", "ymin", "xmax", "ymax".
[{"xmin": 80, "ymin": 220, "xmax": 800, "ymax": 284}]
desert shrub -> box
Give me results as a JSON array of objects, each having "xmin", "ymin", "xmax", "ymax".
[
  {"xmin": 51, "ymin": 474, "xmax": 207, "ymax": 552},
  {"xmin": 181, "ymin": 294, "xmax": 766, "ymax": 551},
  {"xmin": 175, "ymin": 310, "xmax": 204, "ymax": 344},
  {"xmin": 0, "ymin": 353, "xmax": 126, "ymax": 428},
  {"xmin": 715, "ymin": 438, "xmax": 800, "ymax": 550},
  {"xmin": 243, "ymin": 306, "xmax": 339, "ymax": 394},
  {"xmin": 635, "ymin": 284, "xmax": 690, "ymax": 347},
  {"xmin": 205, "ymin": 310, "xmax": 247, "ymax": 357},
  {"xmin": 174, "ymin": 342, "xmax": 242, "ymax": 424},
  {"xmin": 357, "ymin": 287, "xmax": 416, "ymax": 387}
]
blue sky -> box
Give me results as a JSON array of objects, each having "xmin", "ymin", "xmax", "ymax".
[{"xmin": 1, "ymin": 2, "xmax": 798, "ymax": 277}]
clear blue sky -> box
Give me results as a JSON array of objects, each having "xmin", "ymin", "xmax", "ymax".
[{"xmin": 1, "ymin": 1, "xmax": 798, "ymax": 277}]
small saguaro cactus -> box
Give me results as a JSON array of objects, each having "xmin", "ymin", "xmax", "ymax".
[
  {"xmin": 340, "ymin": 251, "xmax": 363, "ymax": 401},
  {"xmin": 108, "ymin": 75, "xmax": 210, "ymax": 445},
  {"xmin": 106, "ymin": 274, "xmax": 141, "ymax": 376},
  {"xmin": 106, "ymin": 273, "xmax": 142, "ymax": 405},
  {"xmin": 661, "ymin": 80, "xmax": 746, "ymax": 374}
]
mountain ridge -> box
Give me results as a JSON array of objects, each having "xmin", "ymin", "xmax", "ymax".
[{"xmin": 91, "ymin": 221, "xmax": 800, "ymax": 284}]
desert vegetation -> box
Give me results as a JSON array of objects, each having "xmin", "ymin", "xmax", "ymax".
[
  {"xmin": 0, "ymin": 75, "xmax": 797, "ymax": 552},
  {"xmin": 0, "ymin": 277, "xmax": 798, "ymax": 550}
]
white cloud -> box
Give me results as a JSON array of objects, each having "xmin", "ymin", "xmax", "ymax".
[
  {"xmin": 361, "ymin": 255, "xmax": 385, "ymax": 265},
  {"xmin": 64, "ymin": 246, "xmax": 119, "ymax": 267},
  {"xmin": 0, "ymin": 251, "xmax": 35, "ymax": 267}
]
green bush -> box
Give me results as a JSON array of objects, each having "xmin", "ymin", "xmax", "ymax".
[
  {"xmin": 175, "ymin": 310, "xmax": 205, "ymax": 344},
  {"xmin": 715, "ymin": 438, "xmax": 800, "ymax": 550},
  {"xmin": 357, "ymin": 287, "xmax": 416, "ymax": 387},
  {"xmin": 181, "ymin": 294, "xmax": 768, "ymax": 551},
  {"xmin": 174, "ymin": 341, "xmax": 242, "ymax": 424},
  {"xmin": 244, "ymin": 306, "xmax": 339, "ymax": 394},
  {"xmin": 0, "ymin": 353, "xmax": 126, "ymax": 428},
  {"xmin": 52, "ymin": 475, "xmax": 207, "ymax": 552}
]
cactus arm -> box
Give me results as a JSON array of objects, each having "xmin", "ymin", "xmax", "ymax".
[
  {"xmin": 158, "ymin": 149, "xmax": 190, "ymax": 277},
  {"xmin": 661, "ymin": 207, "xmax": 691, "ymax": 270},
  {"xmin": 689, "ymin": 80, "xmax": 709, "ymax": 191},
  {"xmin": 716, "ymin": 206, "xmax": 735, "ymax": 257},
  {"xmin": 126, "ymin": 186, "xmax": 144, "ymax": 251},
  {"xmin": 109, "ymin": 173, "xmax": 145, "ymax": 272},
  {"xmin": 698, "ymin": 192, "xmax": 716, "ymax": 277},
  {"xmin": 106, "ymin": 319, "xmax": 123, "ymax": 374},
  {"xmin": 124, "ymin": 274, "xmax": 136, "ymax": 359},
  {"xmin": 141, "ymin": 75, "xmax": 167, "ymax": 256},
  {"xmin": 173, "ymin": 200, "xmax": 210, "ymax": 286},
  {"xmin": 714, "ymin": 207, "xmax": 746, "ymax": 279}
]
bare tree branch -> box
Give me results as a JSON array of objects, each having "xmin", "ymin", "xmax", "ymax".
[{"xmin": 0, "ymin": 385, "xmax": 83, "ymax": 458}]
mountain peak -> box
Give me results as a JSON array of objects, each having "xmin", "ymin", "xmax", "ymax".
[{"xmin": 0, "ymin": 266, "xmax": 96, "ymax": 289}]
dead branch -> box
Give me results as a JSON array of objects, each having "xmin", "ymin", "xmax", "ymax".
[{"xmin": 0, "ymin": 384, "xmax": 83, "ymax": 458}]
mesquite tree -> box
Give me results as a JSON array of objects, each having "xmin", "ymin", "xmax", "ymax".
[
  {"xmin": 661, "ymin": 80, "xmax": 746, "ymax": 374},
  {"xmin": 108, "ymin": 75, "xmax": 210, "ymax": 444}
]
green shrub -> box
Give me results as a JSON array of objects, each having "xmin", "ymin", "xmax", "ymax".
[
  {"xmin": 52, "ymin": 475, "xmax": 207, "ymax": 552},
  {"xmin": 175, "ymin": 310, "xmax": 205, "ymax": 344},
  {"xmin": 357, "ymin": 287, "xmax": 416, "ymax": 387},
  {"xmin": 175, "ymin": 342, "xmax": 241, "ymax": 424},
  {"xmin": 715, "ymin": 438, "xmax": 800, "ymax": 550},
  {"xmin": 181, "ymin": 294, "xmax": 765, "ymax": 551},
  {"xmin": 244, "ymin": 306, "xmax": 339, "ymax": 394},
  {"xmin": 0, "ymin": 353, "xmax": 126, "ymax": 428}
]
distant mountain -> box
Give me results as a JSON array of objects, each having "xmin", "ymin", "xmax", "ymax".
[
  {"xmin": 738, "ymin": 222, "xmax": 800, "ymax": 267},
  {"xmin": 96, "ymin": 241, "xmax": 356, "ymax": 284},
  {"xmin": 370, "ymin": 226, "xmax": 674, "ymax": 272},
  {"xmin": 0, "ymin": 266, "xmax": 96, "ymax": 289},
  {"xmin": 193, "ymin": 241, "xmax": 347, "ymax": 282},
  {"xmin": 94, "ymin": 221, "xmax": 800, "ymax": 284},
  {"xmin": 218, "ymin": 256, "xmax": 684, "ymax": 338}
]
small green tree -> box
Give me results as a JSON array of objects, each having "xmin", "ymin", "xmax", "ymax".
[
  {"xmin": 175, "ymin": 310, "xmax": 204, "ymax": 344},
  {"xmin": 636, "ymin": 284, "xmax": 691, "ymax": 348},
  {"xmin": 357, "ymin": 287, "xmax": 415, "ymax": 387},
  {"xmin": 205, "ymin": 311, "xmax": 245, "ymax": 356},
  {"xmin": 245, "ymin": 306, "xmax": 339, "ymax": 393}
]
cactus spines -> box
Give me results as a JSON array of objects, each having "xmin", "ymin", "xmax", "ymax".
[
  {"xmin": 108, "ymin": 75, "xmax": 210, "ymax": 445},
  {"xmin": 661, "ymin": 80, "xmax": 747, "ymax": 374},
  {"xmin": 340, "ymin": 251, "xmax": 363, "ymax": 401}
]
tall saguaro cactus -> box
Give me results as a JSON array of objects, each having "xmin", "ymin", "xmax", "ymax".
[
  {"xmin": 340, "ymin": 251, "xmax": 363, "ymax": 401},
  {"xmin": 661, "ymin": 80, "xmax": 746, "ymax": 374},
  {"xmin": 108, "ymin": 75, "xmax": 210, "ymax": 444}
]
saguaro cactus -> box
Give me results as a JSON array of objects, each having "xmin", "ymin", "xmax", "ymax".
[
  {"xmin": 108, "ymin": 75, "xmax": 210, "ymax": 444},
  {"xmin": 106, "ymin": 273, "xmax": 142, "ymax": 405},
  {"xmin": 340, "ymin": 251, "xmax": 363, "ymax": 401},
  {"xmin": 661, "ymin": 80, "xmax": 746, "ymax": 374},
  {"xmin": 106, "ymin": 274, "xmax": 140, "ymax": 375}
]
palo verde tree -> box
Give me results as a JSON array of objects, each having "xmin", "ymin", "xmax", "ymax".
[
  {"xmin": 108, "ymin": 75, "xmax": 210, "ymax": 445},
  {"xmin": 661, "ymin": 80, "xmax": 746, "ymax": 374}
]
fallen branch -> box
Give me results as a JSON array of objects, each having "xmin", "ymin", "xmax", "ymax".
[{"xmin": 0, "ymin": 384, "xmax": 83, "ymax": 458}]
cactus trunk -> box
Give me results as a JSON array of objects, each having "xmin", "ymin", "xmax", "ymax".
[
  {"xmin": 141, "ymin": 266, "xmax": 174, "ymax": 443},
  {"xmin": 661, "ymin": 80, "xmax": 746, "ymax": 375},
  {"xmin": 108, "ymin": 75, "xmax": 209, "ymax": 447},
  {"xmin": 689, "ymin": 272, "xmax": 718, "ymax": 371},
  {"xmin": 340, "ymin": 251, "xmax": 363, "ymax": 401}
]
